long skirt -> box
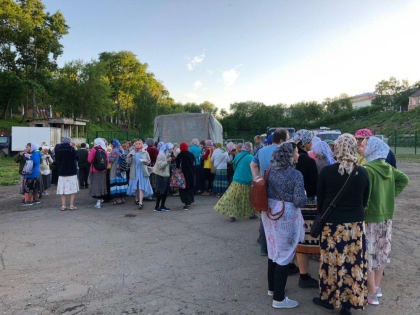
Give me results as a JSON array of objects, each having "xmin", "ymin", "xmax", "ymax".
[
  {"xmin": 155, "ymin": 175, "xmax": 170, "ymax": 195},
  {"xmin": 90, "ymin": 171, "xmax": 107, "ymax": 198},
  {"xmin": 262, "ymin": 199, "xmax": 305, "ymax": 265},
  {"xmin": 110, "ymin": 172, "xmax": 128, "ymax": 198},
  {"xmin": 57, "ymin": 175, "xmax": 79, "ymax": 195},
  {"xmin": 296, "ymin": 200, "xmax": 320, "ymax": 254},
  {"xmin": 127, "ymin": 175, "xmax": 153, "ymax": 197},
  {"xmin": 319, "ymin": 222, "xmax": 368, "ymax": 310},
  {"xmin": 214, "ymin": 181, "xmax": 255, "ymax": 218},
  {"xmin": 366, "ymin": 220, "xmax": 392, "ymax": 271},
  {"xmin": 180, "ymin": 187, "xmax": 194, "ymax": 205},
  {"xmin": 213, "ymin": 169, "xmax": 229, "ymax": 194},
  {"xmin": 23, "ymin": 177, "xmax": 41, "ymax": 195}
]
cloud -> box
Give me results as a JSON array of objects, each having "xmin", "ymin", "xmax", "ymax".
[
  {"xmin": 185, "ymin": 92, "xmax": 199, "ymax": 100},
  {"xmin": 187, "ymin": 53, "xmax": 205, "ymax": 71},
  {"xmin": 223, "ymin": 68, "xmax": 239, "ymax": 87},
  {"xmin": 194, "ymin": 80, "xmax": 203, "ymax": 89}
]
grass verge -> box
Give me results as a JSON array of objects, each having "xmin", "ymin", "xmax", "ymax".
[
  {"xmin": 396, "ymin": 154, "xmax": 420, "ymax": 163},
  {"xmin": 0, "ymin": 157, "xmax": 20, "ymax": 186}
]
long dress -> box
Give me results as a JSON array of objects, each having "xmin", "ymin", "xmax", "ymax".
[
  {"xmin": 175, "ymin": 151, "xmax": 195, "ymax": 205},
  {"xmin": 127, "ymin": 151, "xmax": 153, "ymax": 197},
  {"xmin": 109, "ymin": 149, "xmax": 128, "ymax": 198}
]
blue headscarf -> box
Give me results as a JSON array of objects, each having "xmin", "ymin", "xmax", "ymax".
[
  {"xmin": 365, "ymin": 136, "xmax": 390, "ymax": 163},
  {"xmin": 312, "ymin": 141, "xmax": 335, "ymax": 165}
]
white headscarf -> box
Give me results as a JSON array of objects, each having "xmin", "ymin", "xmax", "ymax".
[
  {"xmin": 364, "ymin": 136, "xmax": 390, "ymax": 163},
  {"xmin": 30, "ymin": 143, "xmax": 39, "ymax": 152},
  {"xmin": 94, "ymin": 138, "xmax": 106, "ymax": 151},
  {"xmin": 312, "ymin": 141, "xmax": 335, "ymax": 165},
  {"xmin": 160, "ymin": 143, "xmax": 174, "ymax": 155}
]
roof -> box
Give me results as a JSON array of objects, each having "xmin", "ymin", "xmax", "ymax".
[
  {"xmin": 351, "ymin": 92, "xmax": 375, "ymax": 99},
  {"xmin": 410, "ymin": 89, "xmax": 420, "ymax": 97}
]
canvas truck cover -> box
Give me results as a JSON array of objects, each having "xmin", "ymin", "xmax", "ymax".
[{"xmin": 154, "ymin": 113, "xmax": 223, "ymax": 144}]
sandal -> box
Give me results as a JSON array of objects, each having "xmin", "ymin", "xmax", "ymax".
[
  {"xmin": 138, "ymin": 203, "xmax": 143, "ymax": 210},
  {"xmin": 60, "ymin": 206, "xmax": 67, "ymax": 211},
  {"xmin": 69, "ymin": 206, "xmax": 78, "ymax": 211}
]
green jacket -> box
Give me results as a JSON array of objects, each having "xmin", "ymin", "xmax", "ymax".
[
  {"xmin": 364, "ymin": 160, "xmax": 409, "ymax": 223},
  {"xmin": 232, "ymin": 151, "xmax": 254, "ymax": 186}
]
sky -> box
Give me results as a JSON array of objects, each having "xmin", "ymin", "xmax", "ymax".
[{"xmin": 43, "ymin": 0, "xmax": 420, "ymax": 110}]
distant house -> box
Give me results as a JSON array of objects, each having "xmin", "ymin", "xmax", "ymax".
[
  {"xmin": 351, "ymin": 92, "xmax": 376, "ymax": 109},
  {"xmin": 29, "ymin": 118, "xmax": 89, "ymax": 145},
  {"xmin": 408, "ymin": 90, "xmax": 420, "ymax": 111}
]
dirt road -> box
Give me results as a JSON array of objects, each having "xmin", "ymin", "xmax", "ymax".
[{"xmin": 0, "ymin": 162, "xmax": 418, "ymax": 314}]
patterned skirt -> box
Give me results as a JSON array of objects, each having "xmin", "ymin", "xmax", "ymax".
[
  {"xmin": 110, "ymin": 172, "xmax": 128, "ymax": 198},
  {"xmin": 319, "ymin": 222, "xmax": 368, "ymax": 310},
  {"xmin": 296, "ymin": 200, "xmax": 320, "ymax": 254},
  {"xmin": 57, "ymin": 175, "xmax": 79, "ymax": 195},
  {"xmin": 213, "ymin": 169, "xmax": 229, "ymax": 194},
  {"xmin": 214, "ymin": 182, "xmax": 255, "ymax": 219},
  {"xmin": 366, "ymin": 220, "xmax": 392, "ymax": 271}
]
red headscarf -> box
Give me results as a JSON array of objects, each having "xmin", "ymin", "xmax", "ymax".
[
  {"xmin": 180, "ymin": 142, "xmax": 189, "ymax": 152},
  {"xmin": 355, "ymin": 128, "xmax": 373, "ymax": 138}
]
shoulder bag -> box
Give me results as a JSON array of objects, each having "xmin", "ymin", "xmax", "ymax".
[{"xmin": 310, "ymin": 167, "xmax": 356, "ymax": 238}]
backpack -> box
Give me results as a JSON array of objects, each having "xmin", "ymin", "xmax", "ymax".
[
  {"xmin": 93, "ymin": 149, "xmax": 107, "ymax": 171},
  {"xmin": 249, "ymin": 169, "xmax": 285, "ymax": 221},
  {"xmin": 118, "ymin": 153, "xmax": 128, "ymax": 172}
]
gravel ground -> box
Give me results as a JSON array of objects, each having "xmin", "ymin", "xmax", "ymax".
[{"xmin": 0, "ymin": 161, "xmax": 418, "ymax": 315}]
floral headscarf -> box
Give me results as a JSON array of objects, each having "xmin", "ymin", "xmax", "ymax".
[
  {"xmin": 364, "ymin": 136, "xmax": 390, "ymax": 163},
  {"xmin": 205, "ymin": 140, "xmax": 213, "ymax": 148},
  {"xmin": 293, "ymin": 129, "xmax": 314, "ymax": 145},
  {"xmin": 355, "ymin": 128, "xmax": 373, "ymax": 138},
  {"xmin": 242, "ymin": 142, "xmax": 253, "ymax": 153},
  {"xmin": 312, "ymin": 141, "xmax": 336, "ymax": 165},
  {"xmin": 271, "ymin": 142, "xmax": 295, "ymax": 170},
  {"xmin": 335, "ymin": 133, "xmax": 358, "ymax": 175},
  {"xmin": 160, "ymin": 142, "xmax": 174, "ymax": 156},
  {"xmin": 226, "ymin": 142, "xmax": 235, "ymax": 153},
  {"xmin": 62, "ymin": 137, "xmax": 72, "ymax": 144}
]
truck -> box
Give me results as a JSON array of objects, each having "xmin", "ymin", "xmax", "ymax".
[
  {"xmin": 154, "ymin": 113, "xmax": 223, "ymax": 144},
  {"xmin": 313, "ymin": 128, "xmax": 342, "ymax": 142},
  {"xmin": 9, "ymin": 127, "xmax": 61, "ymax": 154}
]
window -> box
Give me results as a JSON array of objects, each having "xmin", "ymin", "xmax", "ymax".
[{"xmin": 0, "ymin": 137, "xmax": 8, "ymax": 144}]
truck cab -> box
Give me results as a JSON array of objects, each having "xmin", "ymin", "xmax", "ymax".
[
  {"xmin": 0, "ymin": 135, "xmax": 12, "ymax": 157},
  {"xmin": 313, "ymin": 128, "xmax": 342, "ymax": 142}
]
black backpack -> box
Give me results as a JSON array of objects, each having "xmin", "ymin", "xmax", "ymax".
[{"xmin": 93, "ymin": 149, "xmax": 107, "ymax": 171}]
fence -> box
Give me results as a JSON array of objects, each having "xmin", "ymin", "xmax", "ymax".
[
  {"xmin": 387, "ymin": 131, "xmax": 418, "ymax": 155},
  {"xmin": 86, "ymin": 131, "xmax": 142, "ymax": 145}
]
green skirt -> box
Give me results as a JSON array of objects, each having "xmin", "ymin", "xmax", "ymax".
[{"xmin": 214, "ymin": 181, "xmax": 255, "ymax": 218}]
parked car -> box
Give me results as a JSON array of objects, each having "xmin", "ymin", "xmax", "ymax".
[{"xmin": 0, "ymin": 135, "xmax": 12, "ymax": 157}]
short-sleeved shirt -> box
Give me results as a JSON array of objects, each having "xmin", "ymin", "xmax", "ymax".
[{"xmin": 252, "ymin": 144, "xmax": 279, "ymax": 176}]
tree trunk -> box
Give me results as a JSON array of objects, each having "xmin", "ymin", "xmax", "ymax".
[
  {"xmin": 3, "ymin": 99, "xmax": 11, "ymax": 120},
  {"xmin": 32, "ymin": 89, "xmax": 37, "ymax": 118}
]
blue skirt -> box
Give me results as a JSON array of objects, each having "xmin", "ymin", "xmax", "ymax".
[{"xmin": 127, "ymin": 175, "xmax": 153, "ymax": 197}]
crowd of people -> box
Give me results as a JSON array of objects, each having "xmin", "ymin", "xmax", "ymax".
[
  {"xmin": 14, "ymin": 127, "xmax": 409, "ymax": 314},
  {"xmin": 242, "ymin": 128, "xmax": 409, "ymax": 314}
]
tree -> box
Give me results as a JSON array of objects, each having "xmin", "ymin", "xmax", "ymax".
[
  {"xmin": 372, "ymin": 77, "xmax": 410, "ymax": 111},
  {"xmin": 200, "ymin": 101, "xmax": 218, "ymax": 115},
  {"xmin": 324, "ymin": 94, "xmax": 352, "ymax": 115}
]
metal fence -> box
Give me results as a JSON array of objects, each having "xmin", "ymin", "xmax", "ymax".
[
  {"xmin": 388, "ymin": 131, "xmax": 418, "ymax": 155},
  {"xmin": 86, "ymin": 131, "xmax": 142, "ymax": 145}
]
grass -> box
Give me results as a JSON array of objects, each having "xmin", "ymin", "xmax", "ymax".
[
  {"xmin": 396, "ymin": 154, "xmax": 420, "ymax": 162},
  {"xmin": 0, "ymin": 157, "xmax": 20, "ymax": 186}
]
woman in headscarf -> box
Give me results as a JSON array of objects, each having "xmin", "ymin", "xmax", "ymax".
[
  {"xmin": 263, "ymin": 142, "xmax": 306, "ymax": 309},
  {"xmin": 313, "ymin": 134, "xmax": 370, "ymax": 315},
  {"xmin": 308, "ymin": 136, "xmax": 321, "ymax": 161},
  {"xmin": 55, "ymin": 138, "xmax": 79, "ymax": 210},
  {"xmin": 354, "ymin": 129, "xmax": 373, "ymax": 166},
  {"xmin": 22, "ymin": 143, "xmax": 42, "ymax": 206},
  {"xmin": 312, "ymin": 140, "xmax": 335, "ymax": 173},
  {"xmin": 88, "ymin": 138, "xmax": 108, "ymax": 209},
  {"xmin": 211, "ymin": 143, "xmax": 230, "ymax": 197},
  {"xmin": 153, "ymin": 143, "xmax": 174, "ymax": 211},
  {"xmin": 40, "ymin": 145, "xmax": 53, "ymax": 195},
  {"xmin": 292, "ymin": 129, "xmax": 319, "ymax": 288},
  {"xmin": 175, "ymin": 142, "xmax": 196, "ymax": 210},
  {"xmin": 214, "ymin": 142, "xmax": 255, "ymax": 222},
  {"xmin": 201, "ymin": 140, "xmax": 215, "ymax": 195},
  {"xmin": 226, "ymin": 142, "xmax": 236, "ymax": 184},
  {"xmin": 189, "ymin": 138, "xmax": 202, "ymax": 193},
  {"xmin": 361, "ymin": 136, "xmax": 409, "ymax": 305},
  {"xmin": 108, "ymin": 139, "xmax": 128, "ymax": 205},
  {"xmin": 146, "ymin": 138, "xmax": 159, "ymax": 194},
  {"xmin": 127, "ymin": 139, "xmax": 153, "ymax": 209}
]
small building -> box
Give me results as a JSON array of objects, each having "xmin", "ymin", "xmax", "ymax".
[
  {"xmin": 351, "ymin": 92, "xmax": 376, "ymax": 109},
  {"xmin": 29, "ymin": 118, "xmax": 89, "ymax": 144},
  {"xmin": 408, "ymin": 90, "xmax": 420, "ymax": 111}
]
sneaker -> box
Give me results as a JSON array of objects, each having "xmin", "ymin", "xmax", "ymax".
[
  {"xmin": 376, "ymin": 287, "xmax": 383, "ymax": 298},
  {"xmin": 298, "ymin": 275, "xmax": 318, "ymax": 289},
  {"xmin": 161, "ymin": 206, "xmax": 171, "ymax": 212},
  {"xmin": 43, "ymin": 192, "xmax": 49, "ymax": 196},
  {"xmin": 33, "ymin": 200, "xmax": 41, "ymax": 205},
  {"xmin": 183, "ymin": 205, "xmax": 190, "ymax": 210},
  {"xmin": 267, "ymin": 290, "xmax": 273, "ymax": 296},
  {"xmin": 95, "ymin": 202, "xmax": 102, "ymax": 209},
  {"xmin": 22, "ymin": 202, "xmax": 33, "ymax": 206},
  {"xmin": 312, "ymin": 297, "xmax": 334, "ymax": 310},
  {"xmin": 367, "ymin": 294, "xmax": 379, "ymax": 305},
  {"xmin": 272, "ymin": 297, "xmax": 299, "ymax": 309},
  {"xmin": 154, "ymin": 207, "xmax": 162, "ymax": 212}
]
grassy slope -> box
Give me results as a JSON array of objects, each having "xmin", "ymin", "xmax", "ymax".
[{"xmin": 328, "ymin": 108, "xmax": 420, "ymax": 136}]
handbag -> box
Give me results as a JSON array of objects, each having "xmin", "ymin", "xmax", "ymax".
[
  {"xmin": 250, "ymin": 169, "xmax": 285, "ymax": 221},
  {"xmin": 22, "ymin": 160, "xmax": 34, "ymax": 175},
  {"xmin": 310, "ymin": 167, "xmax": 356, "ymax": 238},
  {"xmin": 170, "ymin": 168, "xmax": 186, "ymax": 189}
]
